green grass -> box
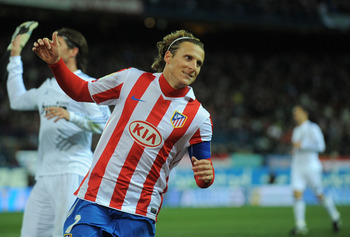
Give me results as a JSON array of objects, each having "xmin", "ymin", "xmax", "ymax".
[
  {"xmin": 156, "ymin": 206, "xmax": 350, "ymax": 237},
  {"xmin": 1, "ymin": 206, "xmax": 349, "ymax": 237},
  {"xmin": 0, "ymin": 212, "xmax": 22, "ymax": 237}
]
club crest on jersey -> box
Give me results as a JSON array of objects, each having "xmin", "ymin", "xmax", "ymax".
[
  {"xmin": 129, "ymin": 120, "xmax": 162, "ymax": 147},
  {"xmin": 171, "ymin": 111, "xmax": 187, "ymax": 128}
]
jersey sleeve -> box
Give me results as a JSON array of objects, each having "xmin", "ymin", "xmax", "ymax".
[
  {"xmin": 49, "ymin": 58, "xmax": 92, "ymax": 102},
  {"xmin": 187, "ymin": 114, "xmax": 213, "ymax": 160},
  {"xmin": 87, "ymin": 69, "xmax": 129, "ymax": 105},
  {"xmin": 189, "ymin": 115, "xmax": 213, "ymax": 144},
  {"xmin": 69, "ymin": 103, "xmax": 111, "ymax": 134},
  {"xmin": 6, "ymin": 56, "xmax": 38, "ymax": 110},
  {"xmin": 300, "ymin": 124, "xmax": 326, "ymax": 153}
]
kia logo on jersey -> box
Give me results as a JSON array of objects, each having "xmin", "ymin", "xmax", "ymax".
[{"xmin": 129, "ymin": 120, "xmax": 162, "ymax": 147}]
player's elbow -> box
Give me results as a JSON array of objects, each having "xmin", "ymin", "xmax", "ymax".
[
  {"xmin": 8, "ymin": 99, "xmax": 23, "ymax": 110},
  {"xmin": 319, "ymin": 145, "xmax": 326, "ymax": 153}
]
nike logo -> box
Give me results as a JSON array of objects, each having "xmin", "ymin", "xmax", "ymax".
[{"xmin": 131, "ymin": 95, "xmax": 146, "ymax": 102}]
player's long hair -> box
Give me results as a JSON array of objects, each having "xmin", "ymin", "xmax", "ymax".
[
  {"xmin": 151, "ymin": 29, "xmax": 204, "ymax": 72},
  {"xmin": 57, "ymin": 28, "xmax": 89, "ymax": 73}
]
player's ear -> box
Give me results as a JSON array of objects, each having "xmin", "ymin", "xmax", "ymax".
[
  {"xmin": 71, "ymin": 47, "xmax": 79, "ymax": 57},
  {"xmin": 164, "ymin": 51, "xmax": 172, "ymax": 64}
]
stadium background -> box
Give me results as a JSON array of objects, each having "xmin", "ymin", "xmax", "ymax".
[{"xmin": 0, "ymin": 0, "xmax": 350, "ymax": 236}]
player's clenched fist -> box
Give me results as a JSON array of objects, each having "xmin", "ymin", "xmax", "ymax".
[
  {"xmin": 191, "ymin": 156, "xmax": 214, "ymax": 188},
  {"xmin": 32, "ymin": 31, "xmax": 61, "ymax": 65}
]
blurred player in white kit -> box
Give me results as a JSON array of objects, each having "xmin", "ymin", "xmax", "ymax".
[
  {"xmin": 6, "ymin": 21, "xmax": 111, "ymax": 237},
  {"xmin": 289, "ymin": 104, "xmax": 341, "ymax": 235}
]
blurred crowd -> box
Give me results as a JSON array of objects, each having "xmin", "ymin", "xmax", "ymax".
[
  {"xmin": 1, "ymin": 0, "xmax": 350, "ymax": 167},
  {"xmin": 1, "ymin": 28, "xmax": 350, "ymax": 169},
  {"xmin": 145, "ymin": 0, "xmax": 350, "ymax": 17}
]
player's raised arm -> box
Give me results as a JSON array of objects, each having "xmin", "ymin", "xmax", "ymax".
[
  {"xmin": 32, "ymin": 31, "xmax": 92, "ymax": 102},
  {"xmin": 32, "ymin": 31, "xmax": 61, "ymax": 65}
]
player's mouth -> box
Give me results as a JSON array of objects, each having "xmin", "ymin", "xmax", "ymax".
[{"xmin": 183, "ymin": 71, "xmax": 194, "ymax": 80}]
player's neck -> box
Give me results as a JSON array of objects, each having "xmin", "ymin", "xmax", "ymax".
[
  {"xmin": 66, "ymin": 61, "xmax": 78, "ymax": 72},
  {"xmin": 298, "ymin": 119, "xmax": 308, "ymax": 126},
  {"xmin": 159, "ymin": 74, "xmax": 189, "ymax": 97}
]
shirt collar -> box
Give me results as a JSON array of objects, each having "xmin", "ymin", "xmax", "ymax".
[{"xmin": 159, "ymin": 74, "xmax": 193, "ymax": 98}]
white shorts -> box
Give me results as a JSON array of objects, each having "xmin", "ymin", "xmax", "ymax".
[
  {"xmin": 20, "ymin": 173, "xmax": 83, "ymax": 237},
  {"xmin": 291, "ymin": 164, "xmax": 323, "ymax": 195}
]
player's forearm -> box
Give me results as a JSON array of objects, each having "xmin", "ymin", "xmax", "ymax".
[
  {"xmin": 299, "ymin": 135, "xmax": 325, "ymax": 153},
  {"xmin": 300, "ymin": 142, "xmax": 325, "ymax": 153},
  {"xmin": 69, "ymin": 111, "xmax": 107, "ymax": 134},
  {"xmin": 49, "ymin": 58, "xmax": 93, "ymax": 102}
]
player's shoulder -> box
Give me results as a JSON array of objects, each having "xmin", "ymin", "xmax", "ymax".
[
  {"xmin": 123, "ymin": 67, "xmax": 157, "ymax": 83},
  {"xmin": 116, "ymin": 67, "xmax": 146, "ymax": 74},
  {"xmin": 307, "ymin": 120, "xmax": 322, "ymax": 131},
  {"xmin": 101, "ymin": 67, "xmax": 147, "ymax": 80},
  {"xmin": 191, "ymin": 97, "xmax": 211, "ymax": 119},
  {"xmin": 307, "ymin": 120, "xmax": 319, "ymax": 127},
  {"xmin": 39, "ymin": 77, "xmax": 54, "ymax": 88},
  {"xmin": 198, "ymin": 103, "xmax": 211, "ymax": 118}
]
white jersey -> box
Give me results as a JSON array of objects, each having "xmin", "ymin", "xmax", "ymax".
[
  {"xmin": 7, "ymin": 56, "xmax": 111, "ymax": 179},
  {"xmin": 291, "ymin": 120, "xmax": 325, "ymax": 170},
  {"xmin": 75, "ymin": 67, "xmax": 212, "ymax": 220}
]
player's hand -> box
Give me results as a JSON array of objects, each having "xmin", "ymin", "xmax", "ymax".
[
  {"xmin": 191, "ymin": 156, "xmax": 214, "ymax": 183},
  {"xmin": 44, "ymin": 107, "xmax": 70, "ymax": 122},
  {"xmin": 10, "ymin": 35, "xmax": 22, "ymax": 56},
  {"xmin": 7, "ymin": 21, "xmax": 38, "ymax": 51},
  {"xmin": 32, "ymin": 31, "xmax": 61, "ymax": 65}
]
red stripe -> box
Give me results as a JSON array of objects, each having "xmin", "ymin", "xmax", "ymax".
[
  {"xmin": 136, "ymin": 100, "xmax": 201, "ymax": 215},
  {"xmin": 189, "ymin": 129, "xmax": 203, "ymax": 145},
  {"xmin": 109, "ymin": 95, "xmax": 171, "ymax": 209},
  {"xmin": 155, "ymin": 175, "xmax": 168, "ymax": 222},
  {"xmin": 92, "ymin": 83, "xmax": 122, "ymax": 104},
  {"xmin": 83, "ymin": 73, "xmax": 155, "ymax": 201}
]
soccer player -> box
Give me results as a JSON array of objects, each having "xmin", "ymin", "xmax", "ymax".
[
  {"xmin": 32, "ymin": 29, "xmax": 215, "ymax": 237},
  {"xmin": 6, "ymin": 22, "xmax": 111, "ymax": 237},
  {"xmin": 289, "ymin": 105, "xmax": 341, "ymax": 235}
]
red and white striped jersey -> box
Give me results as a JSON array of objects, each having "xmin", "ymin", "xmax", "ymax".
[{"xmin": 75, "ymin": 67, "xmax": 213, "ymax": 221}]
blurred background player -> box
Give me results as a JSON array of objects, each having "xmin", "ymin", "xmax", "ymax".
[
  {"xmin": 32, "ymin": 29, "xmax": 215, "ymax": 237},
  {"xmin": 6, "ymin": 22, "xmax": 111, "ymax": 237},
  {"xmin": 289, "ymin": 104, "xmax": 341, "ymax": 235}
]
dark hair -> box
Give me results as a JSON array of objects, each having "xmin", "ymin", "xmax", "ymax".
[
  {"xmin": 57, "ymin": 28, "xmax": 89, "ymax": 72},
  {"xmin": 151, "ymin": 29, "xmax": 204, "ymax": 72}
]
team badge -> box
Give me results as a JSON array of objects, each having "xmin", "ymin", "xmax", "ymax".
[{"xmin": 171, "ymin": 111, "xmax": 187, "ymax": 128}]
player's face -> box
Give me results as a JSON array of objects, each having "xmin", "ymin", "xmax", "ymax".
[
  {"xmin": 57, "ymin": 36, "xmax": 77, "ymax": 64},
  {"xmin": 163, "ymin": 42, "xmax": 204, "ymax": 89},
  {"xmin": 293, "ymin": 106, "xmax": 307, "ymax": 125}
]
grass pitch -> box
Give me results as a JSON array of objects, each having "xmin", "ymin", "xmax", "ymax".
[{"xmin": 1, "ymin": 206, "xmax": 349, "ymax": 237}]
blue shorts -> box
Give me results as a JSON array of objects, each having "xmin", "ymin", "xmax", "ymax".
[{"xmin": 63, "ymin": 198, "xmax": 155, "ymax": 237}]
